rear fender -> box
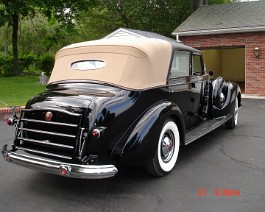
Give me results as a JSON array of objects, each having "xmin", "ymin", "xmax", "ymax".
[{"xmin": 112, "ymin": 101, "xmax": 184, "ymax": 166}]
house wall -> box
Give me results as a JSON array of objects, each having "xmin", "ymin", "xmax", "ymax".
[{"xmin": 180, "ymin": 32, "xmax": 265, "ymax": 96}]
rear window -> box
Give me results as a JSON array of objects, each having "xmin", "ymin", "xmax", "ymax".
[{"xmin": 71, "ymin": 60, "xmax": 106, "ymax": 71}]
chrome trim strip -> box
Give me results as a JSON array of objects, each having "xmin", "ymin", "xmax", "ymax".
[
  {"xmin": 166, "ymin": 82, "xmax": 186, "ymax": 86},
  {"xmin": 22, "ymin": 108, "xmax": 82, "ymax": 117},
  {"xmin": 2, "ymin": 145, "xmax": 118, "ymax": 179},
  {"xmin": 17, "ymin": 137, "xmax": 74, "ymax": 149},
  {"xmin": 15, "ymin": 147, "xmax": 72, "ymax": 160},
  {"xmin": 19, "ymin": 128, "xmax": 76, "ymax": 138},
  {"xmin": 21, "ymin": 118, "xmax": 78, "ymax": 128}
]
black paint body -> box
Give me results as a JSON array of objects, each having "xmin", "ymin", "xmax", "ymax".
[
  {"xmin": 11, "ymin": 43, "xmax": 241, "ymax": 167},
  {"xmin": 14, "ymin": 76, "xmax": 240, "ymax": 167}
]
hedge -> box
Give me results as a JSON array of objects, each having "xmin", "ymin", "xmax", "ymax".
[{"xmin": 0, "ymin": 54, "xmax": 54, "ymax": 77}]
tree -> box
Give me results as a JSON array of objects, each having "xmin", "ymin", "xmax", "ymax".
[
  {"xmin": 0, "ymin": 1, "xmax": 36, "ymax": 75},
  {"xmin": 91, "ymin": 0, "xmax": 191, "ymax": 38},
  {"xmin": 191, "ymin": 0, "xmax": 234, "ymax": 12},
  {"xmin": 0, "ymin": 0, "xmax": 95, "ymax": 75}
]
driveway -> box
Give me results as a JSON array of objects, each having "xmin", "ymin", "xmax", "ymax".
[{"xmin": 0, "ymin": 99, "xmax": 265, "ymax": 212}]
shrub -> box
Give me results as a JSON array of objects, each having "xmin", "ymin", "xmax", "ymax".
[
  {"xmin": 0, "ymin": 56, "xmax": 13, "ymax": 76},
  {"xmin": 0, "ymin": 54, "xmax": 54, "ymax": 77},
  {"xmin": 23, "ymin": 64, "xmax": 42, "ymax": 76},
  {"xmin": 39, "ymin": 54, "xmax": 54, "ymax": 76}
]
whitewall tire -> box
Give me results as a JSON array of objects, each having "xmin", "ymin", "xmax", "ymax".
[
  {"xmin": 145, "ymin": 120, "xmax": 180, "ymax": 176},
  {"xmin": 225, "ymin": 97, "xmax": 239, "ymax": 129}
]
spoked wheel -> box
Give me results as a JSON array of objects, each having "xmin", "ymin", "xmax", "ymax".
[
  {"xmin": 145, "ymin": 120, "xmax": 180, "ymax": 176},
  {"xmin": 225, "ymin": 97, "xmax": 239, "ymax": 129}
]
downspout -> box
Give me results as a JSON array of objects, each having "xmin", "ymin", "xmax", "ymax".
[{"xmin": 176, "ymin": 34, "xmax": 181, "ymax": 43}]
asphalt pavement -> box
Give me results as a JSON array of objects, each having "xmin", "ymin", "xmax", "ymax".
[{"xmin": 0, "ymin": 99, "xmax": 265, "ymax": 212}]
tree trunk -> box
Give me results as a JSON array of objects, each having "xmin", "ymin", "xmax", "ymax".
[
  {"xmin": 12, "ymin": 13, "xmax": 19, "ymax": 75},
  {"xmin": 190, "ymin": 0, "xmax": 208, "ymax": 12},
  {"xmin": 4, "ymin": 25, "xmax": 9, "ymax": 55}
]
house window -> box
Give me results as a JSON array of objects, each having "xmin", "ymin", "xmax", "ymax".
[{"xmin": 169, "ymin": 51, "xmax": 190, "ymax": 78}]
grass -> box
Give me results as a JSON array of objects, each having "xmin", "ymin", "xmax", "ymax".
[{"xmin": 0, "ymin": 76, "xmax": 46, "ymax": 107}]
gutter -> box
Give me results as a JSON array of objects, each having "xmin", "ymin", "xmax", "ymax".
[{"xmin": 172, "ymin": 25, "xmax": 265, "ymax": 37}]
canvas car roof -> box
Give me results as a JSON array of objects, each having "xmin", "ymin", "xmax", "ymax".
[{"xmin": 49, "ymin": 28, "xmax": 200, "ymax": 90}]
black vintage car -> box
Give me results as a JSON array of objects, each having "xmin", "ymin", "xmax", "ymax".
[{"xmin": 2, "ymin": 28, "xmax": 241, "ymax": 178}]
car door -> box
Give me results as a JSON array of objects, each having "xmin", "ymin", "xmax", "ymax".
[
  {"xmin": 188, "ymin": 53, "xmax": 205, "ymax": 127},
  {"xmin": 167, "ymin": 50, "xmax": 194, "ymax": 131}
]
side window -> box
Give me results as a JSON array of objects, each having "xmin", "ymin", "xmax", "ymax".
[
  {"xmin": 169, "ymin": 51, "xmax": 190, "ymax": 78},
  {"xmin": 192, "ymin": 54, "xmax": 203, "ymax": 75}
]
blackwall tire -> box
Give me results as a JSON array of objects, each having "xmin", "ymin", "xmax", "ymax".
[
  {"xmin": 145, "ymin": 120, "xmax": 180, "ymax": 177},
  {"xmin": 225, "ymin": 97, "xmax": 239, "ymax": 129}
]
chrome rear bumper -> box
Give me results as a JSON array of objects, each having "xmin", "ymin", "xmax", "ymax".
[{"xmin": 2, "ymin": 144, "xmax": 118, "ymax": 179}]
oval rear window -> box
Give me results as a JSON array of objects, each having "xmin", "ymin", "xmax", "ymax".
[{"xmin": 71, "ymin": 60, "xmax": 106, "ymax": 70}]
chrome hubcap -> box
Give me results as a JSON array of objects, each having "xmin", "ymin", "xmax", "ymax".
[{"xmin": 161, "ymin": 130, "xmax": 175, "ymax": 163}]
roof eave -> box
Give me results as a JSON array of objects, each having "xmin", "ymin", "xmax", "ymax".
[{"xmin": 172, "ymin": 26, "xmax": 265, "ymax": 36}]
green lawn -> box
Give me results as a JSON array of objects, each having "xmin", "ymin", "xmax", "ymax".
[{"xmin": 0, "ymin": 76, "xmax": 46, "ymax": 107}]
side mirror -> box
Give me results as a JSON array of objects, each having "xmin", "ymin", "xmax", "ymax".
[{"xmin": 208, "ymin": 71, "xmax": 214, "ymax": 76}]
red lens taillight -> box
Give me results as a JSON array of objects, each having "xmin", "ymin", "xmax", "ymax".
[
  {"xmin": 60, "ymin": 167, "xmax": 68, "ymax": 175},
  {"xmin": 7, "ymin": 118, "xmax": 14, "ymax": 126},
  {"xmin": 3, "ymin": 153, "xmax": 9, "ymax": 161},
  {"xmin": 92, "ymin": 129, "xmax": 101, "ymax": 139}
]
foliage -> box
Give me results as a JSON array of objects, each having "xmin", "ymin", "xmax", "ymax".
[
  {"xmin": 0, "ymin": 54, "xmax": 54, "ymax": 77},
  {"xmin": 39, "ymin": 54, "xmax": 54, "ymax": 76},
  {"xmin": 191, "ymin": 0, "xmax": 235, "ymax": 11},
  {"xmin": 0, "ymin": 0, "xmax": 39, "ymax": 75},
  {"xmin": 0, "ymin": 0, "xmax": 237, "ymax": 77},
  {"xmin": 16, "ymin": 13, "xmax": 82, "ymax": 56},
  {"xmin": 0, "ymin": 1, "xmax": 36, "ymax": 26},
  {"xmin": 76, "ymin": 5, "xmax": 124, "ymax": 40},
  {"xmin": 0, "ymin": 55, "xmax": 13, "ymax": 76},
  {"xmin": 0, "ymin": 0, "xmax": 95, "ymax": 75},
  {"xmin": 0, "ymin": 76, "xmax": 46, "ymax": 107},
  {"xmin": 100, "ymin": 0, "xmax": 190, "ymax": 37}
]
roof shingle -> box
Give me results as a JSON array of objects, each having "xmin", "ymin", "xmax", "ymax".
[{"xmin": 173, "ymin": 1, "xmax": 265, "ymax": 36}]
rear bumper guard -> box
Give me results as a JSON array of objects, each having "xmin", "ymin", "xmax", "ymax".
[{"xmin": 2, "ymin": 144, "xmax": 118, "ymax": 179}]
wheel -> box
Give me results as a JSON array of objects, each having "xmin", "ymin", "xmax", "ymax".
[
  {"xmin": 145, "ymin": 120, "xmax": 180, "ymax": 176},
  {"xmin": 225, "ymin": 97, "xmax": 238, "ymax": 129}
]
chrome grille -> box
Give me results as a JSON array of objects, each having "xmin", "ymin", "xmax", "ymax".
[{"xmin": 15, "ymin": 109, "xmax": 82, "ymax": 160}]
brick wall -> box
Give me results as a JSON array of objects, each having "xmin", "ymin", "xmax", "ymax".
[
  {"xmin": 179, "ymin": 32, "xmax": 265, "ymax": 96},
  {"xmin": 0, "ymin": 106, "xmax": 24, "ymax": 121}
]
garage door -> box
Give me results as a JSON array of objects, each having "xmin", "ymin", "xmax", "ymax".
[{"xmin": 201, "ymin": 47, "xmax": 245, "ymax": 93}]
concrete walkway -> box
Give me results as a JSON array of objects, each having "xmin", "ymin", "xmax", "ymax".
[{"xmin": 241, "ymin": 94, "xmax": 265, "ymax": 99}]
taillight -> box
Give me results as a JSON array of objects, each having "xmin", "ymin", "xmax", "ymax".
[
  {"xmin": 92, "ymin": 129, "xmax": 101, "ymax": 139},
  {"xmin": 7, "ymin": 118, "xmax": 14, "ymax": 126},
  {"xmin": 61, "ymin": 168, "xmax": 68, "ymax": 175},
  {"xmin": 3, "ymin": 153, "xmax": 9, "ymax": 161},
  {"xmin": 60, "ymin": 166, "xmax": 69, "ymax": 175}
]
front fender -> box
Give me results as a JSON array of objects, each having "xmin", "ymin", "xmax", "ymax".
[
  {"xmin": 212, "ymin": 79, "xmax": 241, "ymax": 117},
  {"xmin": 112, "ymin": 101, "xmax": 184, "ymax": 166}
]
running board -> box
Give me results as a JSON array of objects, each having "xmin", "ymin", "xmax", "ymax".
[{"xmin": 185, "ymin": 116, "xmax": 230, "ymax": 145}]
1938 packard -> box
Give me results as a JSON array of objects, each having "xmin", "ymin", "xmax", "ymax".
[{"xmin": 2, "ymin": 29, "xmax": 241, "ymax": 178}]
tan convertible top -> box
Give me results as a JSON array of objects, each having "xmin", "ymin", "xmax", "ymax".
[{"xmin": 49, "ymin": 29, "xmax": 173, "ymax": 90}]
